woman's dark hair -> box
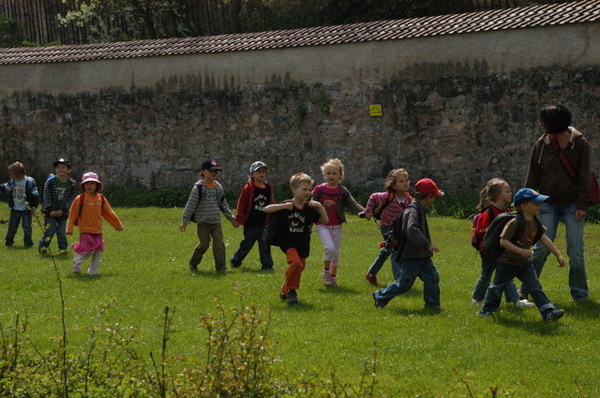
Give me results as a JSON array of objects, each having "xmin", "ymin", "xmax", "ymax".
[{"xmin": 540, "ymin": 103, "xmax": 572, "ymax": 135}]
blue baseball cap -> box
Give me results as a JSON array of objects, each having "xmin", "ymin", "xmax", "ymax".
[{"xmin": 514, "ymin": 188, "xmax": 549, "ymax": 206}]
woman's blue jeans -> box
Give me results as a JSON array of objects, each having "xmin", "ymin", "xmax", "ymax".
[{"xmin": 521, "ymin": 201, "xmax": 587, "ymax": 301}]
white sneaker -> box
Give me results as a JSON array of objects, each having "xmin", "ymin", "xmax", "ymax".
[
  {"xmin": 514, "ymin": 299, "xmax": 535, "ymax": 308},
  {"xmin": 471, "ymin": 299, "xmax": 483, "ymax": 306}
]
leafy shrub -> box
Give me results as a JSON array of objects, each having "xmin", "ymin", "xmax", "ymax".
[{"xmin": 0, "ymin": 14, "xmax": 23, "ymax": 48}]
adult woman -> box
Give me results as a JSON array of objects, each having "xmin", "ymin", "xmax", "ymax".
[{"xmin": 522, "ymin": 103, "xmax": 591, "ymax": 302}]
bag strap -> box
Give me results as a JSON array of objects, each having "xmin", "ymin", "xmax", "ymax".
[{"xmin": 549, "ymin": 134, "xmax": 578, "ymax": 184}]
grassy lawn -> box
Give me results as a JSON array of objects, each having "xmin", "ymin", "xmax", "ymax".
[{"xmin": 1, "ymin": 206, "xmax": 599, "ymax": 396}]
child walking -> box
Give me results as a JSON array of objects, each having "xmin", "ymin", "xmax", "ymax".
[
  {"xmin": 180, "ymin": 160, "xmax": 238, "ymax": 273},
  {"xmin": 471, "ymin": 178, "xmax": 534, "ymax": 307},
  {"xmin": 265, "ymin": 172, "xmax": 328, "ymax": 304},
  {"xmin": 312, "ymin": 158, "xmax": 364, "ymax": 286},
  {"xmin": 39, "ymin": 158, "xmax": 78, "ymax": 255},
  {"xmin": 66, "ymin": 172, "xmax": 123, "ymax": 275},
  {"xmin": 231, "ymin": 161, "xmax": 275, "ymax": 270},
  {"xmin": 479, "ymin": 188, "xmax": 566, "ymax": 322},
  {"xmin": 0, "ymin": 161, "xmax": 39, "ymax": 247},
  {"xmin": 364, "ymin": 168, "xmax": 412, "ymax": 285},
  {"xmin": 373, "ymin": 178, "xmax": 443, "ymax": 310}
]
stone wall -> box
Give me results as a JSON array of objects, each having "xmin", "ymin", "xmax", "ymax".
[{"xmin": 1, "ymin": 63, "xmax": 599, "ymax": 196}]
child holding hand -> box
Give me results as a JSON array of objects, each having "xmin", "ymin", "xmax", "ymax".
[
  {"xmin": 312, "ymin": 159, "xmax": 364, "ymax": 286},
  {"xmin": 231, "ymin": 161, "xmax": 275, "ymax": 270},
  {"xmin": 364, "ymin": 168, "xmax": 412, "ymax": 285},
  {"xmin": 180, "ymin": 160, "xmax": 238, "ymax": 273},
  {"xmin": 265, "ymin": 173, "xmax": 328, "ymax": 304}
]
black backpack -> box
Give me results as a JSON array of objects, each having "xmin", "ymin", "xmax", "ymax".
[
  {"xmin": 382, "ymin": 202, "xmax": 414, "ymax": 251},
  {"xmin": 481, "ymin": 212, "xmax": 544, "ymax": 264},
  {"xmin": 373, "ymin": 192, "xmax": 394, "ymax": 221}
]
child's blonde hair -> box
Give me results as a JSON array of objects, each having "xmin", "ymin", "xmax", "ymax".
[
  {"xmin": 383, "ymin": 168, "xmax": 409, "ymax": 192},
  {"xmin": 290, "ymin": 172, "xmax": 314, "ymax": 190},
  {"xmin": 477, "ymin": 178, "xmax": 509, "ymax": 211},
  {"xmin": 8, "ymin": 161, "xmax": 25, "ymax": 177},
  {"xmin": 320, "ymin": 158, "xmax": 344, "ymax": 179}
]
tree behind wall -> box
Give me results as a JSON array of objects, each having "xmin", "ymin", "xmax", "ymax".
[{"xmin": 0, "ymin": 0, "xmax": 577, "ymax": 46}]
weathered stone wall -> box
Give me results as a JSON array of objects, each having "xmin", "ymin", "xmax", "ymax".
[{"xmin": 1, "ymin": 63, "xmax": 599, "ymax": 196}]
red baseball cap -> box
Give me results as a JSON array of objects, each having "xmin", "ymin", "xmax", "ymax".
[{"xmin": 415, "ymin": 178, "xmax": 444, "ymax": 197}]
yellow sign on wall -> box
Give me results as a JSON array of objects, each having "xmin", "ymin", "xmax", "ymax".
[{"xmin": 369, "ymin": 104, "xmax": 383, "ymax": 117}]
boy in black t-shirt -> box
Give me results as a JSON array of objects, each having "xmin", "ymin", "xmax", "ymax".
[
  {"xmin": 231, "ymin": 161, "xmax": 275, "ymax": 270},
  {"xmin": 265, "ymin": 172, "xmax": 328, "ymax": 304}
]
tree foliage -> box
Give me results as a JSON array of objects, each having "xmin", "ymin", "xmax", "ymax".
[{"xmin": 55, "ymin": 0, "xmax": 572, "ymax": 43}]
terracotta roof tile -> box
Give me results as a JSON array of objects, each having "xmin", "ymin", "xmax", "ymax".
[{"xmin": 0, "ymin": 0, "xmax": 598, "ymax": 65}]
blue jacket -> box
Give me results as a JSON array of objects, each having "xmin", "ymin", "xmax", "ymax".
[{"xmin": 0, "ymin": 176, "xmax": 40, "ymax": 210}]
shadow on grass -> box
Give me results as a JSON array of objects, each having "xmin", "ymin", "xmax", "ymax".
[
  {"xmin": 379, "ymin": 306, "xmax": 443, "ymax": 317},
  {"xmin": 69, "ymin": 273, "xmax": 103, "ymax": 282},
  {"xmin": 317, "ymin": 285, "xmax": 361, "ymax": 295},
  {"xmin": 271, "ymin": 300, "xmax": 317, "ymax": 312},
  {"xmin": 485, "ymin": 310, "xmax": 567, "ymax": 335},
  {"xmin": 188, "ymin": 269, "xmax": 233, "ymax": 278},
  {"xmin": 561, "ymin": 299, "xmax": 600, "ymax": 319}
]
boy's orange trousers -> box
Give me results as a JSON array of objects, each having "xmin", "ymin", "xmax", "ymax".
[{"xmin": 281, "ymin": 248, "xmax": 306, "ymax": 295}]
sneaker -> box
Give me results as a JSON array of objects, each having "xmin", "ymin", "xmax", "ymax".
[
  {"xmin": 373, "ymin": 292, "xmax": 387, "ymax": 308},
  {"xmin": 471, "ymin": 299, "xmax": 483, "ymax": 306},
  {"xmin": 518, "ymin": 290, "xmax": 529, "ymax": 301},
  {"xmin": 189, "ymin": 263, "xmax": 198, "ymax": 272},
  {"xmin": 39, "ymin": 246, "xmax": 48, "ymax": 254},
  {"xmin": 230, "ymin": 259, "xmax": 241, "ymax": 269},
  {"xmin": 286, "ymin": 289, "xmax": 298, "ymax": 304},
  {"xmin": 479, "ymin": 310, "xmax": 493, "ymax": 317},
  {"xmin": 543, "ymin": 309, "xmax": 565, "ymax": 322},
  {"xmin": 72, "ymin": 265, "xmax": 81, "ymax": 275},
  {"xmin": 54, "ymin": 249, "xmax": 68, "ymax": 256},
  {"xmin": 323, "ymin": 269, "xmax": 333, "ymax": 285},
  {"xmin": 365, "ymin": 272, "xmax": 378, "ymax": 286},
  {"xmin": 514, "ymin": 299, "xmax": 535, "ymax": 308},
  {"xmin": 329, "ymin": 276, "xmax": 338, "ymax": 287}
]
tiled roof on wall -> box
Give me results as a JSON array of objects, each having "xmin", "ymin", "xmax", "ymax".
[{"xmin": 0, "ymin": 0, "xmax": 598, "ymax": 65}]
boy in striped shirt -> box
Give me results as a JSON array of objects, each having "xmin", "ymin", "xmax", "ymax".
[{"xmin": 180, "ymin": 160, "xmax": 239, "ymax": 273}]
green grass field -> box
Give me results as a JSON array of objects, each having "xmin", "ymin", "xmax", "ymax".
[{"xmin": 1, "ymin": 207, "xmax": 599, "ymax": 397}]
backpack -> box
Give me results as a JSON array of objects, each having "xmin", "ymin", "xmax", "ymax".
[
  {"xmin": 189, "ymin": 182, "xmax": 202, "ymax": 223},
  {"xmin": 373, "ymin": 192, "xmax": 394, "ymax": 221},
  {"xmin": 382, "ymin": 202, "xmax": 413, "ymax": 251},
  {"xmin": 470, "ymin": 207, "xmax": 496, "ymax": 250},
  {"xmin": 481, "ymin": 212, "xmax": 544, "ymax": 264}
]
